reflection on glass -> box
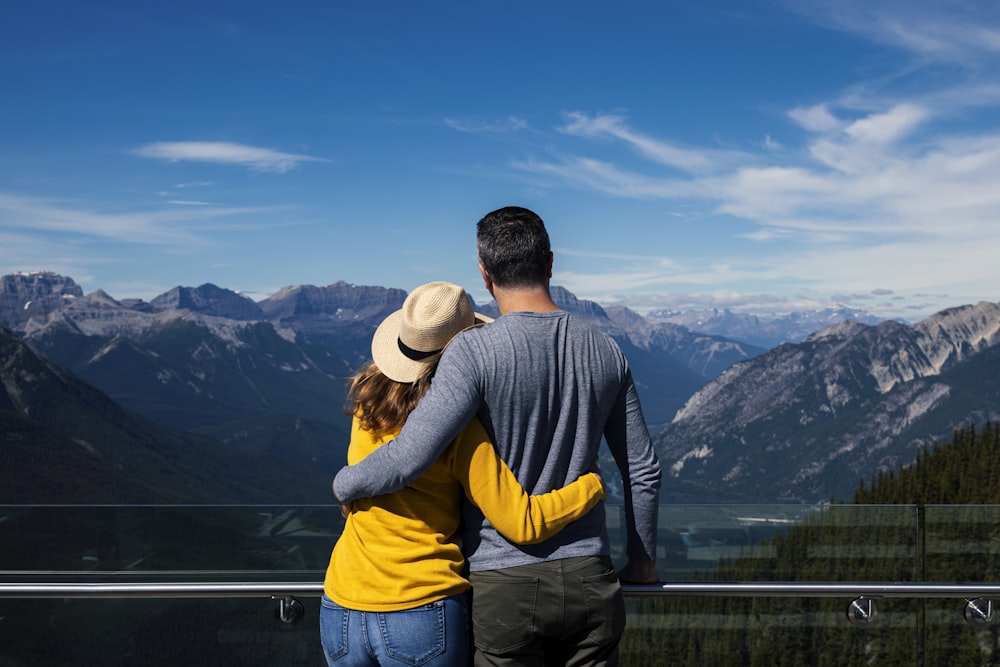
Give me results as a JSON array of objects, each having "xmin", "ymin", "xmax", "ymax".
[{"xmin": 3, "ymin": 504, "xmax": 997, "ymax": 665}]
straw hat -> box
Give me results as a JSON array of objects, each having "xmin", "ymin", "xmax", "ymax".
[{"xmin": 371, "ymin": 281, "xmax": 492, "ymax": 383}]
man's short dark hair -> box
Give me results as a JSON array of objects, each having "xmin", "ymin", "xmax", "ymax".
[{"xmin": 476, "ymin": 206, "xmax": 552, "ymax": 288}]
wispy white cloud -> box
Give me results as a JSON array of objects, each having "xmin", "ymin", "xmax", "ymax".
[
  {"xmin": 0, "ymin": 192, "xmax": 279, "ymax": 245},
  {"xmin": 555, "ymin": 268, "xmax": 672, "ymax": 295},
  {"xmin": 731, "ymin": 121, "xmax": 1000, "ymax": 238},
  {"xmin": 788, "ymin": 103, "xmax": 843, "ymax": 133},
  {"xmin": 741, "ymin": 227, "xmax": 792, "ymax": 242},
  {"xmin": 512, "ymin": 155, "xmax": 696, "ymax": 199},
  {"xmin": 133, "ymin": 141, "xmax": 327, "ymax": 173},
  {"xmin": 445, "ymin": 115, "xmax": 528, "ymax": 134},
  {"xmin": 558, "ymin": 111, "xmax": 751, "ymax": 173},
  {"xmin": 555, "ymin": 247, "xmax": 685, "ymax": 271},
  {"xmin": 517, "ymin": 97, "xmax": 1000, "ymax": 246},
  {"xmin": 608, "ymin": 290, "xmax": 823, "ymax": 315},
  {"xmin": 786, "ymin": 0, "xmax": 1000, "ymax": 63},
  {"xmin": 553, "ymin": 244, "xmax": 792, "ymax": 298},
  {"xmin": 843, "ymin": 103, "xmax": 928, "ymax": 144}
]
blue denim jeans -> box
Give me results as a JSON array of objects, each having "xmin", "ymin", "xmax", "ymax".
[{"xmin": 320, "ymin": 594, "xmax": 470, "ymax": 666}]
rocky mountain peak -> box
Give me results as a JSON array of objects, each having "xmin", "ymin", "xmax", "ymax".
[
  {"xmin": 86, "ymin": 289, "xmax": 121, "ymax": 307},
  {"xmin": 1, "ymin": 271, "xmax": 82, "ymax": 297},
  {"xmin": 257, "ymin": 282, "xmax": 406, "ymax": 322},
  {"xmin": 0, "ymin": 271, "xmax": 84, "ymax": 330},
  {"xmin": 150, "ymin": 284, "xmax": 264, "ymax": 321},
  {"xmin": 913, "ymin": 301, "xmax": 1000, "ymax": 371},
  {"xmin": 803, "ymin": 319, "xmax": 872, "ymax": 343},
  {"xmin": 550, "ymin": 285, "xmax": 609, "ymax": 320},
  {"xmin": 604, "ymin": 305, "xmax": 649, "ymax": 331}
]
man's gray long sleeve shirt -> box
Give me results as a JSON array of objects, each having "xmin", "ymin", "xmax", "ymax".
[{"xmin": 333, "ymin": 310, "xmax": 660, "ymax": 572}]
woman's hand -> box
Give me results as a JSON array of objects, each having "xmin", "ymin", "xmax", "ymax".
[{"xmin": 331, "ymin": 481, "xmax": 353, "ymax": 518}]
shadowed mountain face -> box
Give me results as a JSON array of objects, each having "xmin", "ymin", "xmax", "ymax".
[{"xmin": 0, "ymin": 327, "xmax": 345, "ymax": 503}]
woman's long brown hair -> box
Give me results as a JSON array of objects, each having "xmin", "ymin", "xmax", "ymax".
[{"xmin": 344, "ymin": 361, "xmax": 435, "ymax": 440}]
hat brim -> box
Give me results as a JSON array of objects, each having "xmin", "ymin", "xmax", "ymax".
[{"xmin": 371, "ymin": 310, "xmax": 492, "ymax": 383}]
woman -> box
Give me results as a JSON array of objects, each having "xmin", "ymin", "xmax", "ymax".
[{"xmin": 321, "ymin": 281, "xmax": 604, "ymax": 666}]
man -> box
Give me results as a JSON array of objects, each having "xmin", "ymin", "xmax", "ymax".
[{"xmin": 333, "ymin": 206, "xmax": 661, "ymax": 666}]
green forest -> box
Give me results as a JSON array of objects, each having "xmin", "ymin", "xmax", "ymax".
[{"xmin": 621, "ymin": 421, "xmax": 1000, "ymax": 666}]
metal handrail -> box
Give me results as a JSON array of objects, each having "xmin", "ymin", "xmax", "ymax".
[
  {"xmin": 625, "ymin": 582, "xmax": 1000, "ymax": 598},
  {"xmin": 0, "ymin": 581, "xmax": 322, "ymax": 598},
  {"xmin": 3, "ymin": 581, "xmax": 1000, "ymax": 599}
]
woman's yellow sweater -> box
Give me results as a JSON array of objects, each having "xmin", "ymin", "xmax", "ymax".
[{"xmin": 324, "ymin": 416, "xmax": 604, "ymax": 611}]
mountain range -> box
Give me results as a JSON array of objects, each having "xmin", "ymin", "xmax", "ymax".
[
  {"xmin": 1, "ymin": 272, "xmax": 764, "ymax": 502},
  {"xmin": 658, "ymin": 302, "xmax": 1000, "ymax": 503},
  {"xmin": 2, "ymin": 272, "xmax": 763, "ymax": 430},
  {"xmin": 4, "ymin": 271, "xmax": 1000, "ymax": 504}
]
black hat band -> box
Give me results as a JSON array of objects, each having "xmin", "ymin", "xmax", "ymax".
[{"xmin": 397, "ymin": 337, "xmax": 442, "ymax": 361}]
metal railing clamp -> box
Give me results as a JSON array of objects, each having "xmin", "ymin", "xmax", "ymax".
[
  {"xmin": 964, "ymin": 597, "xmax": 996, "ymax": 627},
  {"xmin": 273, "ymin": 596, "xmax": 305, "ymax": 625},
  {"xmin": 846, "ymin": 596, "xmax": 878, "ymax": 627}
]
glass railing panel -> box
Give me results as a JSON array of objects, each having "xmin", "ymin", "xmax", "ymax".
[
  {"xmin": 614, "ymin": 504, "xmax": 920, "ymax": 582},
  {"xmin": 620, "ymin": 596, "xmax": 920, "ymax": 666},
  {"xmin": 923, "ymin": 505, "xmax": 1000, "ymax": 580},
  {"xmin": 4, "ymin": 504, "xmax": 919, "ymax": 581},
  {"xmin": 921, "ymin": 597, "xmax": 1000, "ymax": 667},
  {"xmin": 612, "ymin": 504, "xmax": 922, "ymax": 666},
  {"xmin": 922, "ymin": 505, "xmax": 1000, "ymax": 666},
  {"xmin": 0, "ymin": 505, "xmax": 335, "ymax": 666},
  {"xmin": 0, "ymin": 504, "xmax": 342, "ymax": 577},
  {"xmin": 0, "ymin": 597, "xmax": 325, "ymax": 666}
]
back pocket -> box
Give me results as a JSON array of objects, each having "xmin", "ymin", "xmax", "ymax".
[
  {"xmin": 580, "ymin": 568, "xmax": 625, "ymax": 646},
  {"xmin": 470, "ymin": 574, "xmax": 539, "ymax": 654},
  {"xmin": 379, "ymin": 601, "xmax": 446, "ymax": 665},
  {"xmin": 319, "ymin": 596, "xmax": 349, "ymax": 661}
]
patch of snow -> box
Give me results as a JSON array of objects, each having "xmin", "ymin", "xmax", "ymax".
[
  {"xmin": 73, "ymin": 438, "xmax": 97, "ymax": 455},
  {"xmin": 722, "ymin": 462, "xmax": 744, "ymax": 482},
  {"xmin": 670, "ymin": 445, "xmax": 713, "ymax": 476},
  {"xmin": 274, "ymin": 325, "xmax": 298, "ymax": 343}
]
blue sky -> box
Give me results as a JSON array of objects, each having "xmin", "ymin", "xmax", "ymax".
[{"xmin": 2, "ymin": 0, "xmax": 1000, "ymax": 320}]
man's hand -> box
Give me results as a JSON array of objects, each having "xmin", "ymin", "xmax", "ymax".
[
  {"xmin": 617, "ymin": 558, "xmax": 659, "ymax": 584},
  {"xmin": 331, "ymin": 481, "xmax": 353, "ymax": 518}
]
